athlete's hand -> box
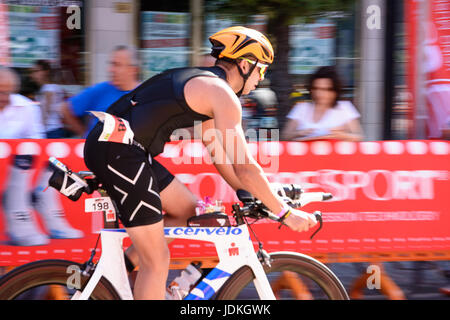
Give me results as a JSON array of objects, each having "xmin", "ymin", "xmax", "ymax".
[{"xmin": 283, "ymin": 209, "xmax": 317, "ymax": 232}]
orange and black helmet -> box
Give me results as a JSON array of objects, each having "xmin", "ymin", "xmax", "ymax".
[{"xmin": 209, "ymin": 26, "xmax": 274, "ymax": 64}]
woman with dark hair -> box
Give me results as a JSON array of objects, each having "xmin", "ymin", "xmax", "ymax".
[
  {"xmin": 30, "ymin": 60, "xmax": 70, "ymax": 138},
  {"xmin": 282, "ymin": 66, "xmax": 363, "ymax": 141}
]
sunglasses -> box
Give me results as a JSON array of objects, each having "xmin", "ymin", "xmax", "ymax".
[{"xmin": 239, "ymin": 57, "xmax": 269, "ymax": 80}]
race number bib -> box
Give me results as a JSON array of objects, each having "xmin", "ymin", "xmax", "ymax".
[
  {"xmin": 89, "ymin": 111, "xmax": 134, "ymax": 145},
  {"xmin": 85, "ymin": 196, "xmax": 117, "ymax": 222}
]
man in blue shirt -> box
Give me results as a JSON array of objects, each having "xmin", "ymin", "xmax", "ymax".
[{"xmin": 61, "ymin": 45, "xmax": 140, "ymax": 137}]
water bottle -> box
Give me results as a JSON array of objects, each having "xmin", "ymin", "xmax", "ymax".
[
  {"xmin": 195, "ymin": 200, "xmax": 205, "ymax": 216},
  {"xmin": 165, "ymin": 262, "xmax": 203, "ymax": 300},
  {"xmin": 204, "ymin": 196, "xmax": 215, "ymax": 213},
  {"xmin": 214, "ymin": 200, "xmax": 226, "ymax": 214},
  {"xmin": 196, "ymin": 197, "xmax": 226, "ymax": 215}
]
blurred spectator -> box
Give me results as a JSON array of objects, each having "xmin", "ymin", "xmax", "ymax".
[
  {"xmin": 289, "ymin": 83, "xmax": 308, "ymax": 106},
  {"xmin": 240, "ymin": 95, "xmax": 258, "ymax": 133},
  {"xmin": 442, "ymin": 119, "xmax": 450, "ymax": 140},
  {"xmin": 61, "ymin": 45, "xmax": 140, "ymax": 137},
  {"xmin": 281, "ymin": 66, "xmax": 363, "ymax": 141},
  {"xmin": 30, "ymin": 60, "xmax": 72, "ymax": 138},
  {"xmin": 244, "ymin": 79, "xmax": 279, "ymax": 140},
  {"xmin": 0, "ymin": 66, "xmax": 82, "ymax": 246},
  {"xmin": 248, "ymin": 79, "xmax": 278, "ymax": 119},
  {"xmin": 18, "ymin": 74, "xmax": 40, "ymax": 101},
  {"xmin": 0, "ymin": 66, "xmax": 44, "ymax": 139}
]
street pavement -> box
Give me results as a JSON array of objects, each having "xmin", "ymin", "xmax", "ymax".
[
  {"xmin": 327, "ymin": 260, "xmax": 450, "ymax": 300},
  {"xmin": 167, "ymin": 260, "xmax": 450, "ymax": 300}
]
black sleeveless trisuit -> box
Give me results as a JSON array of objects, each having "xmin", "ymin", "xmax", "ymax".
[{"xmin": 84, "ymin": 67, "xmax": 227, "ymax": 227}]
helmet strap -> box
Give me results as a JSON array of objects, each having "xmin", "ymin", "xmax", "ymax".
[{"xmin": 234, "ymin": 59, "xmax": 258, "ymax": 97}]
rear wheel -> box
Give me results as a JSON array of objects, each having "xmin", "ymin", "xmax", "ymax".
[
  {"xmin": 215, "ymin": 252, "xmax": 349, "ymax": 300},
  {"xmin": 0, "ymin": 260, "xmax": 121, "ymax": 300}
]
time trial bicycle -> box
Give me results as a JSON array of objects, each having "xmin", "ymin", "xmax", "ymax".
[{"xmin": 0, "ymin": 157, "xmax": 349, "ymax": 300}]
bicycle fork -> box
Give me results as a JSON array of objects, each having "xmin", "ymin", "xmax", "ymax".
[
  {"xmin": 184, "ymin": 225, "xmax": 276, "ymax": 300},
  {"xmin": 72, "ymin": 229, "xmax": 133, "ymax": 300},
  {"xmin": 248, "ymin": 254, "xmax": 277, "ymax": 300}
]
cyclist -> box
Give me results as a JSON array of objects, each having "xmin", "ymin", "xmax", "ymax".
[{"xmin": 83, "ymin": 26, "xmax": 318, "ymax": 300}]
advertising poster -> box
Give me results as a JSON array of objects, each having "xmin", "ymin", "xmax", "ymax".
[
  {"xmin": 0, "ymin": 1, "xmax": 10, "ymax": 66},
  {"xmin": 406, "ymin": 0, "xmax": 450, "ymax": 139},
  {"xmin": 405, "ymin": 0, "xmax": 418, "ymax": 138},
  {"xmin": 7, "ymin": 4, "xmax": 60, "ymax": 67},
  {"xmin": 140, "ymin": 11, "xmax": 190, "ymax": 79},
  {"xmin": 289, "ymin": 19, "xmax": 336, "ymax": 74},
  {"xmin": 203, "ymin": 14, "xmax": 267, "ymax": 50},
  {"xmin": 425, "ymin": 0, "xmax": 450, "ymax": 138}
]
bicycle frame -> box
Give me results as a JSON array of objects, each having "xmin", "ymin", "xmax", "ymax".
[
  {"xmin": 45, "ymin": 158, "xmax": 329, "ymax": 301},
  {"xmin": 72, "ymin": 224, "xmax": 276, "ymax": 300}
]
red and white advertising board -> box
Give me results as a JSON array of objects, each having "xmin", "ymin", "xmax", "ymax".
[{"xmin": 0, "ymin": 139, "xmax": 449, "ymax": 265}]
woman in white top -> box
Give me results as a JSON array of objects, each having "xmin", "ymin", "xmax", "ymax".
[
  {"xmin": 31, "ymin": 60, "xmax": 69, "ymax": 138},
  {"xmin": 282, "ymin": 66, "xmax": 363, "ymax": 141}
]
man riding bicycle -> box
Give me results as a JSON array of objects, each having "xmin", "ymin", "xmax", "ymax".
[{"xmin": 83, "ymin": 26, "xmax": 318, "ymax": 300}]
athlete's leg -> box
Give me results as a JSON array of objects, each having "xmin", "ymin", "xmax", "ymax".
[
  {"xmin": 125, "ymin": 177, "xmax": 197, "ymax": 270},
  {"xmin": 125, "ymin": 220, "xmax": 169, "ymax": 299},
  {"xmin": 148, "ymin": 159, "xmax": 198, "ymax": 226}
]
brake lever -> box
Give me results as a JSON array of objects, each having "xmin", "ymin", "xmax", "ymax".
[{"xmin": 310, "ymin": 211, "xmax": 323, "ymax": 240}]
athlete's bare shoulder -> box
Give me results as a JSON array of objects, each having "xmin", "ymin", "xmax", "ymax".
[{"xmin": 184, "ymin": 75, "xmax": 240, "ymax": 118}]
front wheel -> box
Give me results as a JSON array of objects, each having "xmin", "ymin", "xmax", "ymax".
[
  {"xmin": 0, "ymin": 259, "xmax": 121, "ymax": 300},
  {"xmin": 215, "ymin": 252, "xmax": 349, "ymax": 300}
]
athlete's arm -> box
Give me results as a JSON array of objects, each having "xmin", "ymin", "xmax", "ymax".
[
  {"xmin": 187, "ymin": 78, "xmax": 299, "ymax": 217},
  {"xmin": 186, "ymin": 77, "xmax": 282, "ymax": 211},
  {"xmin": 211, "ymin": 87, "xmax": 286, "ymax": 213},
  {"xmin": 196, "ymin": 119, "xmax": 245, "ymax": 191},
  {"xmin": 186, "ymin": 77, "xmax": 317, "ymax": 232}
]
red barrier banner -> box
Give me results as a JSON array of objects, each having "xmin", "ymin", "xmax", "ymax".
[{"xmin": 0, "ymin": 139, "xmax": 449, "ymax": 265}]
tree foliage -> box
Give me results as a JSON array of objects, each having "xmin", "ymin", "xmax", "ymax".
[{"xmin": 208, "ymin": 0, "xmax": 353, "ymax": 23}]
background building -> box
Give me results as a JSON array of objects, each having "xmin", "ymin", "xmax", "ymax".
[{"xmin": 0, "ymin": 0, "xmax": 448, "ymax": 141}]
